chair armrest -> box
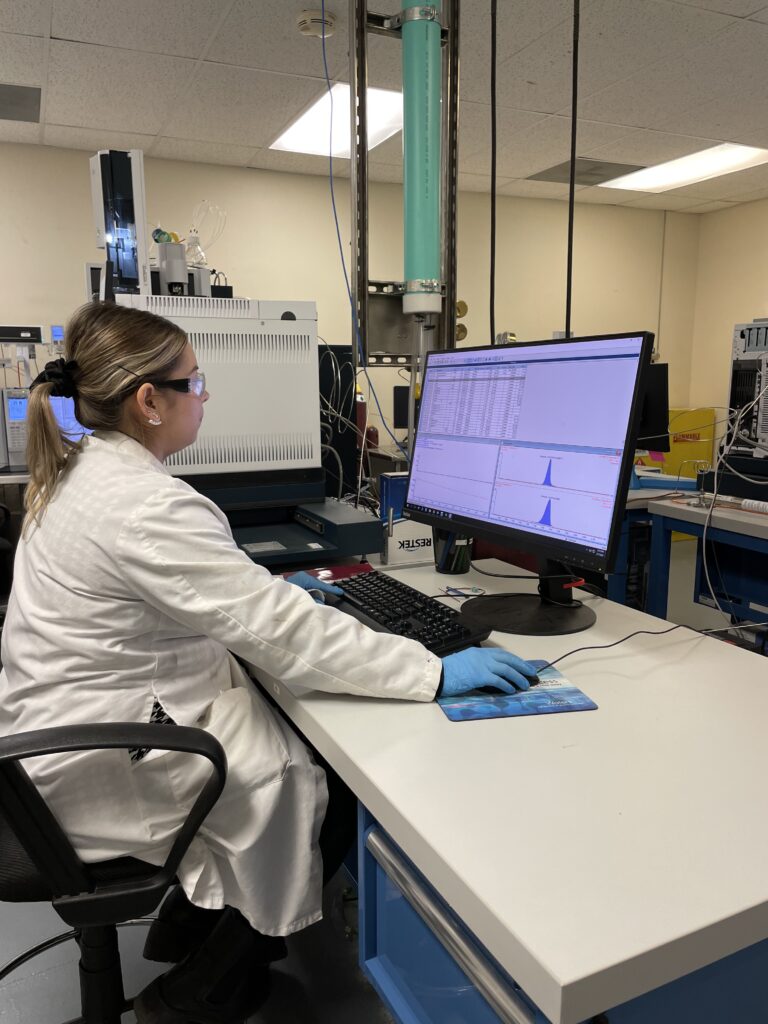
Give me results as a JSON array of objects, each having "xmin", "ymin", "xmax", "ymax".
[{"xmin": 0, "ymin": 724, "xmax": 227, "ymax": 925}]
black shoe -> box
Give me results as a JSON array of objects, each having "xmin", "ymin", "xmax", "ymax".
[
  {"xmin": 133, "ymin": 966, "xmax": 270, "ymax": 1024},
  {"xmin": 135, "ymin": 908, "xmax": 281, "ymax": 1024},
  {"xmin": 144, "ymin": 887, "xmax": 225, "ymax": 964}
]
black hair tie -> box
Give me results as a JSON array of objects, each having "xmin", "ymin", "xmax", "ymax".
[{"xmin": 30, "ymin": 358, "xmax": 79, "ymax": 399}]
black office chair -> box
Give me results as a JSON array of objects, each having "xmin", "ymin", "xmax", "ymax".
[
  {"xmin": 0, "ymin": 723, "xmax": 227, "ymax": 1024},
  {"xmin": 0, "ymin": 501, "xmax": 14, "ymax": 624}
]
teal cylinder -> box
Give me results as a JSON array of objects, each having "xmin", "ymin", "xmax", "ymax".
[{"xmin": 402, "ymin": 1, "xmax": 442, "ymax": 314}]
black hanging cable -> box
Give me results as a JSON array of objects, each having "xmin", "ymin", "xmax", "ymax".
[
  {"xmin": 490, "ymin": 0, "xmax": 498, "ymax": 344},
  {"xmin": 564, "ymin": 0, "xmax": 580, "ymax": 339}
]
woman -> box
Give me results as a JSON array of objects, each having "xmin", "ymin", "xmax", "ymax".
[{"xmin": 0, "ymin": 302, "xmax": 536, "ymax": 1023}]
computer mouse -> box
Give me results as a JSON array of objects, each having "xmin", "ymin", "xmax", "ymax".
[{"xmin": 474, "ymin": 675, "xmax": 539, "ymax": 695}]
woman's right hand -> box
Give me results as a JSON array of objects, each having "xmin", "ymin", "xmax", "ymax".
[{"xmin": 440, "ymin": 648, "xmax": 539, "ymax": 697}]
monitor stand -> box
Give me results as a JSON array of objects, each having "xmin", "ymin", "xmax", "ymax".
[{"xmin": 459, "ymin": 560, "xmax": 596, "ymax": 636}]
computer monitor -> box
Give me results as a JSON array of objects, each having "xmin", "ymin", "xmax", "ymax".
[
  {"xmin": 403, "ymin": 332, "xmax": 653, "ymax": 635},
  {"xmin": 637, "ymin": 362, "xmax": 670, "ymax": 453}
]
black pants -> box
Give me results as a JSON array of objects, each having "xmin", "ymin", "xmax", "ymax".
[{"xmin": 314, "ymin": 743, "xmax": 358, "ymax": 885}]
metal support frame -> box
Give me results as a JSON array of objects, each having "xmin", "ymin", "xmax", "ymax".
[
  {"xmin": 348, "ymin": 0, "xmax": 460, "ymax": 370},
  {"xmin": 349, "ymin": 0, "xmax": 370, "ymax": 367},
  {"xmin": 439, "ymin": 0, "xmax": 460, "ymax": 354}
]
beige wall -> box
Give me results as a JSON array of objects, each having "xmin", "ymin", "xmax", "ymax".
[
  {"xmin": 690, "ymin": 198, "xmax": 768, "ymax": 411},
  {"xmin": 0, "ymin": 142, "xmax": 700, "ymax": 423}
]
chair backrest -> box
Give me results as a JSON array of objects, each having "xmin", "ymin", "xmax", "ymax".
[
  {"xmin": 0, "ymin": 760, "xmax": 92, "ymax": 899},
  {"xmin": 0, "ymin": 722, "xmax": 226, "ymax": 926}
]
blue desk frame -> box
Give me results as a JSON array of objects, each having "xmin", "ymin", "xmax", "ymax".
[
  {"xmin": 356, "ymin": 806, "xmax": 768, "ymax": 1024},
  {"xmin": 607, "ymin": 508, "xmax": 652, "ymax": 606},
  {"xmin": 647, "ymin": 509, "xmax": 768, "ymax": 622}
]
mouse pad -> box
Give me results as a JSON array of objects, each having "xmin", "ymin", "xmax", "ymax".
[{"xmin": 437, "ymin": 660, "xmax": 597, "ymax": 722}]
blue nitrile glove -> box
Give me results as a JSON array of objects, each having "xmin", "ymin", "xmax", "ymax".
[
  {"xmin": 440, "ymin": 648, "xmax": 539, "ymax": 697},
  {"xmin": 285, "ymin": 571, "xmax": 344, "ymax": 603}
]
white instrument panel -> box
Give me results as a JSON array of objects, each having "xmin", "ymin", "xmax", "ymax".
[{"xmin": 117, "ymin": 296, "xmax": 321, "ymax": 475}]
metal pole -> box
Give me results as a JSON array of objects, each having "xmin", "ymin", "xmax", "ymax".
[
  {"xmin": 349, "ymin": 0, "xmax": 369, "ymax": 368},
  {"xmin": 440, "ymin": 0, "xmax": 460, "ymax": 353}
]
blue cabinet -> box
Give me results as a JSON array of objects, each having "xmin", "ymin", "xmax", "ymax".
[
  {"xmin": 358, "ymin": 807, "xmax": 768, "ymax": 1024},
  {"xmin": 358, "ymin": 808, "xmax": 544, "ymax": 1024}
]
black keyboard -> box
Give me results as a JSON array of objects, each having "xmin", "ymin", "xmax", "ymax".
[{"xmin": 331, "ymin": 570, "xmax": 490, "ymax": 656}]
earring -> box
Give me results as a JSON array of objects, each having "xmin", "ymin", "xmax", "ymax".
[{"xmin": 147, "ymin": 416, "xmax": 162, "ymax": 426}]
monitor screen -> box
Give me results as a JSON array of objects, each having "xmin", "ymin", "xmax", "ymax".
[
  {"xmin": 7, "ymin": 397, "xmax": 28, "ymax": 422},
  {"xmin": 49, "ymin": 396, "xmax": 92, "ymax": 441},
  {"xmin": 5, "ymin": 393, "xmax": 91, "ymax": 441},
  {"xmin": 404, "ymin": 333, "xmax": 652, "ymax": 572}
]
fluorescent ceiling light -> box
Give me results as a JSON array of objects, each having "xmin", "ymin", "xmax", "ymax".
[
  {"xmin": 598, "ymin": 143, "xmax": 768, "ymax": 193},
  {"xmin": 270, "ymin": 83, "xmax": 402, "ymax": 158}
]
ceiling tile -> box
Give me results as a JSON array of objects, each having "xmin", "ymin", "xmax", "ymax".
[
  {"xmin": 458, "ymin": 0, "xmax": 573, "ymax": 106},
  {"xmin": 716, "ymin": 188, "xmax": 768, "ymax": 203},
  {"xmin": 248, "ymin": 147, "xmax": 350, "ymax": 179},
  {"xmin": 657, "ymin": 91, "xmax": 768, "ymax": 144},
  {"xmin": 576, "ymin": 18, "xmax": 749, "ymax": 130},
  {"xmin": 0, "ymin": 32, "xmax": 46, "ymax": 87},
  {"xmin": 466, "ymin": 116, "xmax": 635, "ymax": 178},
  {"xmin": 497, "ymin": 179, "xmax": 573, "ymax": 200},
  {"xmin": 458, "ymin": 172, "xmax": 515, "ymax": 194},
  {"xmin": 369, "ymin": 132, "xmax": 402, "ymax": 165},
  {"xmin": 163, "ymin": 64, "xmax": 322, "ymax": 148},
  {"xmin": 459, "ymin": 103, "xmax": 548, "ymax": 172},
  {"xmin": 581, "ymin": 129, "xmax": 724, "ymax": 167},
  {"xmin": 0, "ymin": 118, "xmax": 42, "ymax": 143},
  {"xmin": 151, "ymin": 136, "xmax": 255, "ymax": 166},
  {"xmin": 43, "ymin": 123, "xmax": 154, "ymax": 150},
  {"xmin": 365, "ymin": 31, "xmax": 405, "ymax": 93},
  {"xmin": 46, "ymin": 40, "xmax": 194, "ymax": 133},
  {"xmin": 52, "ymin": 0, "xmax": 221, "ymax": 58},
  {"xmin": 482, "ymin": 0, "xmax": 734, "ymax": 116},
  {"xmin": 683, "ymin": 200, "xmax": 742, "ymax": 212},
  {"xmin": 675, "ymin": 0, "xmax": 765, "ymax": 13},
  {"xmin": 574, "ymin": 186, "xmax": 635, "ymax": 205},
  {"xmin": 0, "ymin": 0, "xmax": 50, "ymax": 35},
  {"xmin": 617, "ymin": 193, "xmax": 706, "ymax": 210},
  {"xmin": 207, "ymin": 0, "xmax": 347, "ymax": 80},
  {"xmin": 732, "ymin": 125, "xmax": 768, "ymax": 148}
]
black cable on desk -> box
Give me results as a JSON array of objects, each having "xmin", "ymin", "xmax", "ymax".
[{"xmin": 537, "ymin": 619, "xmax": 768, "ymax": 673}]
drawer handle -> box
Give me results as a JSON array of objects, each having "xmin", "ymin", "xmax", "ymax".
[{"xmin": 366, "ymin": 828, "xmax": 536, "ymax": 1024}]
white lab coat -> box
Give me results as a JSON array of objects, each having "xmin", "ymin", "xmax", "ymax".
[{"xmin": 0, "ymin": 432, "xmax": 441, "ymax": 935}]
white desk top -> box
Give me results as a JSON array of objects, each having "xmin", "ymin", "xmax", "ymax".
[
  {"xmin": 0, "ymin": 472, "xmax": 29, "ymax": 485},
  {"xmin": 268, "ymin": 559, "xmax": 768, "ymax": 1024},
  {"xmin": 648, "ymin": 496, "xmax": 768, "ymax": 541}
]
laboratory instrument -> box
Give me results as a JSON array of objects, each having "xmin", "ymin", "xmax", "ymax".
[{"xmin": 115, "ymin": 294, "xmax": 382, "ymax": 566}]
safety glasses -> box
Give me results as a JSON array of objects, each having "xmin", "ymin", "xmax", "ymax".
[{"xmin": 153, "ymin": 372, "xmax": 207, "ymax": 397}]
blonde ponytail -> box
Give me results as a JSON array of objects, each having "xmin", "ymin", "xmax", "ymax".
[
  {"xmin": 23, "ymin": 302, "xmax": 188, "ymax": 532},
  {"xmin": 24, "ymin": 381, "xmax": 81, "ymax": 530}
]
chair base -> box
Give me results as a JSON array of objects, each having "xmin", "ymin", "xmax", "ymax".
[{"xmin": 0, "ymin": 919, "xmax": 152, "ymax": 1024}]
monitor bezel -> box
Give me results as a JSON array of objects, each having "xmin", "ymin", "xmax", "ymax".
[{"xmin": 402, "ymin": 331, "xmax": 655, "ymax": 573}]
